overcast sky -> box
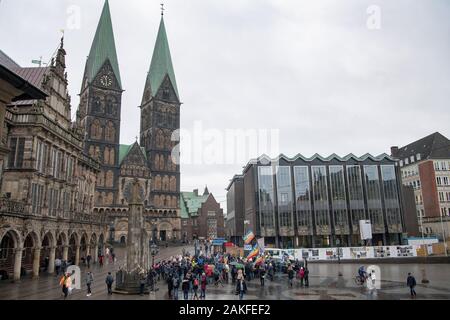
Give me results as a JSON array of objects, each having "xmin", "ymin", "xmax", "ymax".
[{"xmin": 1, "ymin": 0, "xmax": 449, "ymax": 210}]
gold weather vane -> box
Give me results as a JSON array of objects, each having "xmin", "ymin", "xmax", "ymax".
[{"xmin": 160, "ymin": 2, "xmax": 165, "ymax": 16}]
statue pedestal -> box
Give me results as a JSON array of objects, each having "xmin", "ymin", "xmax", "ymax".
[{"xmin": 113, "ymin": 269, "xmax": 149, "ymax": 295}]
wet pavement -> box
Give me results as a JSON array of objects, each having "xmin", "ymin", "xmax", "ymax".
[{"xmin": 1, "ymin": 245, "xmax": 450, "ymax": 300}]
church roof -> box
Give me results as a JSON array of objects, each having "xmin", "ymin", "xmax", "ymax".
[
  {"xmin": 119, "ymin": 143, "xmax": 147, "ymax": 165},
  {"xmin": 0, "ymin": 50, "xmax": 21, "ymax": 70},
  {"xmin": 394, "ymin": 132, "xmax": 450, "ymax": 160},
  {"xmin": 146, "ymin": 16, "xmax": 179, "ymax": 99},
  {"xmin": 180, "ymin": 191, "xmax": 210, "ymax": 219},
  {"xmin": 84, "ymin": 0, "xmax": 122, "ymax": 89}
]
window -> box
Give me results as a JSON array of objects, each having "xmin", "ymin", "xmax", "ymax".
[
  {"xmin": 399, "ymin": 160, "xmax": 403, "ymax": 167},
  {"xmin": 294, "ymin": 166, "xmax": 312, "ymax": 232},
  {"xmin": 364, "ymin": 165, "xmax": 384, "ymax": 227},
  {"xmin": 410, "ymin": 156, "xmax": 415, "ymax": 163},
  {"xmin": 439, "ymin": 192, "xmax": 445, "ymax": 202},
  {"xmin": 329, "ymin": 166, "xmax": 348, "ymax": 232},
  {"xmin": 381, "ymin": 165, "xmax": 401, "ymax": 229},
  {"xmin": 346, "ymin": 165, "xmax": 365, "ymax": 227},
  {"xmin": 31, "ymin": 183, "xmax": 44, "ymax": 215},
  {"xmin": 416, "ymin": 153, "xmax": 421, "ymax": 161},
  {"xmin": 276, "ymin": 166, "xmax": 293, "ymax": 228},
  {"xmin": 405, "ymin": 158, "xmax": 409, "ymax": 165},
  {"xmin": 437, "ymin": 177, "xmax": 442, "ymax": 186},
  {"xmin": 312, "ymin": 166, "xmax": 329, "ymax": 229},
  {"xmin": 207, "ymin": 211, "xmax": 216, "ymax": 217},
  {"xmin": 444, "ymin": 177, "xmax": 449, "ymax": 186},
  {"xmin": 446, "ymin": 192, "xmax": 450, "ymax": 202},
  {"xmin": 8, "ymin": 137, "xmax": 25, "ymax": 168},
  {"xmin": 258, "ymin": 166, "xmax": 275, "ymax": 229}
]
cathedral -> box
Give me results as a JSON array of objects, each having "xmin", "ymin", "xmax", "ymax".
[{"xmin": 76, "ymin": 0, "xmax": 182, "ymax": 243}]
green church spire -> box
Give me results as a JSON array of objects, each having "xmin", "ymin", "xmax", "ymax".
[
  {"xmin": 147, "ymin": 16, "xmax": 179, "ymax": 99},
  {"xmin": 84, "ymin": 0, "xmax": 122, "ymax": 89}
]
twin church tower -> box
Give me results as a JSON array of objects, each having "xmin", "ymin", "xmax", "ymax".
[{"xmin": 76, "ymin": 1, "xmax": 181, "ymax": 239}]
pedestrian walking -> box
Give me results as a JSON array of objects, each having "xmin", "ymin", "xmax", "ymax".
[
  {"xmin": 287, "ymin": 265, "xmax": 294, "ymax": 288},
  {"xmin": 86, "ymin": 254, "xmax": 92, "ymax": 269},
  {"xmin": 236, "ymin": 278, "xmax": 247, "ymax": 300},
  {"xmin": 407, "ymin": 273, "xmax": 417, "ymax": 298},
  {"xmin": 55, "ymin": 258, "xmax": 61, "ymax": 276},
  {"xmin": 200, "ymin": 273, "xmax": 207, "ymax": 300},
  {"xmin": 139, "ymin": 272, "xmax": 147, "ymax": 296},
  {"xmin": 172, "ymin": 275, "xmax": 180, "ymax": 300},
  {"xmin": 304, "ymin": 267, "xmax": 309, "ymax": 287},
  {"xmin": 86, "ymin": 271, "xmax": 94, "ymax": 297},
  {"xmin": 105, "ymin": 272, "xmax": 114, "ymax": 295},
  {"xmin": 59, "ymin": 272, "xmax": 71, "ymax": 300},
  {"xmin": 260, "ymin": 267, "xmax": 265, "ymax": 286},
  {"xmin": 167, "ymin": 274, "xmax": 173, "ymax": 298},
  {"xmin": 299, "ymin": 267, "xmax": 305, "ymax": 287},
  {"xmin": 192, "ymin": 276, "xmax": 199, "ymax": 300},
  {"xmin": 182, "ymin": 276, "xmax": 190, "ymax": 300}
]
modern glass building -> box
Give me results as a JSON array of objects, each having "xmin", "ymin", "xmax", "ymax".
[{"xmin": 228, "ymin": 153, "xmax": 405, "ymax": 248}]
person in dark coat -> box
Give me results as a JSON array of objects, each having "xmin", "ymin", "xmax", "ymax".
[
  {"xmin": 304, "ymin": 267, "xmax": 309, "ymax": 287},
  {"xmin": 167, "ymin": 274, "xmax": 173, "ymax": 298},
  {"xmin": 182, "ymin": 276, "xmax": 190, "ymax": 300},
  {"xmin": 407, "ymin": 273, "xmax": 417, "ymax": 298},
  {"xmin": 105, "ymin": 272, "xmax": 114, "ymax": 295},
  {"xmin": 236, "ymin": 278, "xmax": 247, "ymax": 300}
]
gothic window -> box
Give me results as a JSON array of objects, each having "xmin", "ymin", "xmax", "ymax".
[
  {"xmin": 172, "ymin": 196, "xmax": 178, "ymax": 208},
  {"xmin": 106, "ymin": 170, "xmax": 114, "ymax": 188},
  {"xmin": 165, "ymin": 132, "xmax": 172, "ymax": 150},
  {"xmin": 169, "ymin": 176, "xmax": 177, "ymax": 192},
  {"xmin": 89, "ymin": 145, "xmax": 95, "ymax": 157},
  {"xmin": 156, "ymin": 130, "xmax": 164, "ymax": 149},
  {"xmin": 109, "ymin": 147, "xmax": 115, "ymax": 165},
  {"xmin": 90, "ymin": 119, "xmax": 102, "ymax": 140},
  {"xmin": 162, "ymin": 176, "xmax": 169, "ymax": 191},
  {"xmin": 104, "ymin": 147, "xmax": 110, "ymax": 165},
  {"xmin": 97, "ymin": 170, "xmax": 105, "ymax": 187},
  {"xmin": 159, "ymin": 155, "xmax": 165, "ymax": 171},
  {"xmin": 154, "ymin": 154, "xmax": 160, "ymax": 170},
  {"xmin": 163, "ymin": 87, "xmax": 170, "ymax": 100},
  {"xmin": 95, "ymin": 146, "xmax": 101, "ymax": 161},
  {"xmin": 154, "ymin": 175, "xmax": 162, "ymax": 191},
  {"xmin": 106, "ymin": 96, "xmax": 116, "ymax": 115},
  {"xmin": 154, "ymin": 195, "xmax": 160, "ymax": 207},
  {"xmin": 93, "ymin": 96, "xmax": 103, "ymax": 113},
  {"xmin": 105, "ymin": 121, "xmax": 115, "ymax": 142},
  {"xmin": 106, "ymin": 193, "xmax": 114, "ymax": 205}
]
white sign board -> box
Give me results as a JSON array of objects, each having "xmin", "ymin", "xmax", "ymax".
[{"xmin": 360, "ymin": 220, "xmax": 372, "ymax": 240}]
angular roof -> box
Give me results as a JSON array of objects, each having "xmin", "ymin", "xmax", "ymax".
[
  {"xmin": 84, "ymin": 0, "xmax": 122, "ymax": 89},
  {"xmin": 394, "ymin": 132, "xmax": 450, "ymax": 160},
  {"xmin": 180, "ymin": 191, "xmax": 210, "ymax": 219},
  {"xmin": 146, "ymin": 16, "xmax": 179, "ymax": 99},
  {"xmin": 118, "ymin": 143, "xmax": 147, "ymax": 165},
  {"xmin": 0, "ymin": 50, "xmax": 21, "ymax": 70}
]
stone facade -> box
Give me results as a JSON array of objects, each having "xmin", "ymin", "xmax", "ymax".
[{"xmin": 0, "ymin": 40, "xmax": 107, "ymax": 280}]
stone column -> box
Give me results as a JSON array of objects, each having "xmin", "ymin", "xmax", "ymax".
[
  {"xmin": 32, "ymin": 248, "xmax": 41, "ymax": 278},
  {"xmin": 48, "ymin": 246, "xmax": 56, "ymax": 274},
  {"xmin": 13, "ymin": 248, "xmax": 23, "ymax": 281},
  {"xmin": 62, "ymin": 245, "xmax": 68, "ymax": 261},
  {"xmin": 86, "ymin": 245, "xmax": 91, "ymax": 256},
  {"xmin": 75, "ymin": 245, "xmax": 80, "ymax": 266}
]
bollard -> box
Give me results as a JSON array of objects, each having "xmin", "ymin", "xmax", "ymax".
[{"xmin": 421, "ymin": 268, "xmax": 429, "ymax": 284}]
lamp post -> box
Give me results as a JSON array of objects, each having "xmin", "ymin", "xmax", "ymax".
[{"xmin": 419, "ymin": 213, "xmax": 429, "ymax": 283}]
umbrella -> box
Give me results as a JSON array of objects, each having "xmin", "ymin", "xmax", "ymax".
[{"xmin": 229, "ymin": 262, "xmax": 245, "ymax": 269}]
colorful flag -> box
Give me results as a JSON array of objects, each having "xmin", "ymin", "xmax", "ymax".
[
  {"xmin": 243, "ymin": 230, "xmax": 255, "ymax": 245},
  {"xmin": 247, "ymin": 245, "xmax": 259, "ymax": 260},
  {"xmin": 254, "ymin": 255, "xmax": 265, "ymax": 265}
]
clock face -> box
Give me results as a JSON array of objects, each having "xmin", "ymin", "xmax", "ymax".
[{"xmin": 100, "ymin": 75, "xmax": 113, "ymax": 87}]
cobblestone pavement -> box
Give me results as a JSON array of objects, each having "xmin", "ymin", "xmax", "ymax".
[{"xmin": 1, "ymin": 245, "xmax": 450, "ymax": 300}]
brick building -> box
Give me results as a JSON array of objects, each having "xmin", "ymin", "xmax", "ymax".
[
  {"xmin": 180, "ymin": 187, "xmax": 225, "ymax": 242},
  {"xmin": 391, "ymin": 132, "xmax": 450, "ymax": 240}
]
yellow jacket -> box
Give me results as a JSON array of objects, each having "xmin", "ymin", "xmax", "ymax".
[{"xmin": 60, "ymin": 276, "xmax": 71, "ymax": 287}]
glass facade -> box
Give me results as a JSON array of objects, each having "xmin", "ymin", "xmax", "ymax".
[
  {"xmin": 312, "ymin": 166, "xmax": 330, "ymax": 234},
  {"xmin": 381, "ymin": 165, "xmax": 402, "ymax": 233},
  {"xmin": 276, "ymin": 166, "xmax": 294, "ymax": 230},
  {"xmin": 293, "ymin": 166, "xmax": 313, "ymax": 235},
  {"xmin": 329, "ymin": 166, "xmax": 349, "ymax": 234},
  {"xmin": 363, "ymin": 165, "xmax": 385, "ymax": 233},
  {"xmin": 346, "ymin": 165, "xmax": 366, "ymax": 232},
  {"xmin": 258, "ymin": 166, "xmax": 275, "ymax": 230}
]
